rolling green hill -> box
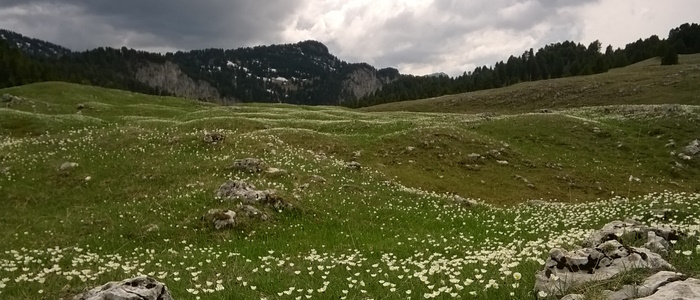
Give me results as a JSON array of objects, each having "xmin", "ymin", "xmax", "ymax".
[
  {"xmin": 362, "ymin": 54, "xmax": 700, "ymax": 114},
  {"xmin": 0, "ymin": 81, "xmax": 699, "ymax": 299}
]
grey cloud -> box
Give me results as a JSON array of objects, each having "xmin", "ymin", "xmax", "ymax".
[
  {"xmin": 0, "ymin": 0, "xmax": 304, "ymax": 51},
  {"xmin": 329, "ymin": 0, "xmax": 600, "ymax": 74},
  {"xmin": 0, "ymin": 0, "xmax": 618, "ymax": 77}
]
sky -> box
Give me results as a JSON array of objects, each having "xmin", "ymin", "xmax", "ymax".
[{"xmin": 0, "ymin": 0, "xmax": 697, "ymax": 77}]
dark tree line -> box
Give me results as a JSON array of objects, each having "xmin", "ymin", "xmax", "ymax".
[
  {"xmin": 347, "ymin": 23, "xmax": 698, "ymax": 108},
  {"xmin": 0, "ymin": 34, "xmax": 397, "ymax": 105},
  {"xmin": 1, "ymin": 23, "xmax": 697, "ymax": 106}
]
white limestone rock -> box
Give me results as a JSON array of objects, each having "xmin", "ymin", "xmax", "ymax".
[{"xmin": 74, "ymin": 275, "xmax": 173, "ymax": 300}]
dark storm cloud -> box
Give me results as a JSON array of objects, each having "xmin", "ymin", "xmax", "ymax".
[{"xmin": 0, "ymin": 0, "xmax": 304, "ymax": 51}]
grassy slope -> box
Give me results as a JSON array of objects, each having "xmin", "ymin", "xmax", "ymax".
[
  {"xmin": 0, "ymin": 82, "xmax": 698, "ymax": 299},
  {"xmin": 362, "ymin": 54, "xmax": 700, "ymax": 114}
]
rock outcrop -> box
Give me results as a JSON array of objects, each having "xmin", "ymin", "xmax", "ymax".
[
  {"xmin": 685, "ymin": 139, "xmax": 699, "ymax": 156},
  {"xmin": 59, "ymin": 162, "xmax": 79, "ymax": 172},
  {"xmin": 202, "ymin": 209, "xmax": 237, "ymax": 230},
  {"xmin": 601, "ymin": 271, "xmax": 683, "ymax": 300},
  {"xmin": 203, "ymin": 131, "xmax": 225, "ymax": 144},
  {"xmin": 1, "ymin": 93, "xmax": 22, "ymax": 104},
  {"xmin": 345, "ymin": 161, "xmax": 362, "ymax": 170},
  {"xmin": 216, "ymin": 180, "xmax": 272, "ymax": 203},
  {"xmin": 582, "ymin": 220, "xmax": 678, "ymax": 248},
  {"xmin": 215, "ymin": 180, "xmax": 291, "ymax": 210},
  {"xmin": 74, "ymin": 275, "xmax": 173, "ymax": 300},
  {"xmin": 230, "ymin": 158, "xmax": 267, "ymax": 173},
  {"xmin": 135, "ymin": 61, "xmax": 220, "ymax": 101},
  {"xmin": 535, "ymin": 240, "xmax": 673, "ymax": 295},
  {"xmin": 637, "ymin": 277, "xmax": 700, "ymax": 299},
  {"xmin": 339, "ymin": 65, "xmax": 399, "ymax": 103},
  {"xmin": 535, "ymin": 220, "xmax": 698, "ymax": 300}
]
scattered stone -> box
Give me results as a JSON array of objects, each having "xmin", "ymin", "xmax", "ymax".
[
  {"xmin": 593, "ymin": 127, "xmax": 602, "ymax": 134},
  {"xmin": 406, "ymin": 146, "xmax": 416, "ymax": 152},
  {"xmin": 546, "ymin": 162, "xmax": 563, "ymax": 170},
  {"xmin": 144, "ymin": 224, "xmax": 159, "ymax": 233},
  {"xmin": 203, "ymin": 209, "xmax": 236, "ymax": 230},
  {"xmin": 59, "ymin": 162, "xmax": 79, "ymax": 172},
  {"xmin": 452, "ymin": 195, "xmax": 478, "ymax": 206},
  {"xmin": 463, "ymin": 164, "xmax": 481, "ymax": 171},
  {"xmin": 487, "ymin": 149, "xmax": 502, "ymax": 157},
  {"xmin": 684, "ymin": 139, "xmax": 699, "ymax": 156},
  {"xmin": 352, "ymin": 150, "xmax": 362, "ymax": 158},
  {"xmin": 231, "ymin": 158, "xmax": 266, "ymax": 173},
  {"xmin": 259, "ymin": 193, "xmax": 292, "ymax": 211},
  {"xmin": 310, "ymin": 175, "xmax": 327, "ymax": 183},
  {"xmin": 237, "ymin": 205, "xmax": 269, "ymax": 221},
  {"xmin": 1, "ymin": 93, "xmax": 21, "ymax": 104},
  {"xmin": 467, "ymin": 153, "xmax": 481, "ymax": 159},
  {"xmin": 265, "ymin": 167, "xmax": 288, "ymax": 176},
  {"xmin": 77, "ymin": 103, "xmax": 85, "ymax": 110},
  {"xmin": 73, "ymin": 275, "xmax": 173, "ymax": 300},
  {"xmin": 514, "ymin": 174, "xmax": 531, "ymax": 184},
  {"xmin": 203, "ymin": 131, "xmax": 225, "ymax": 144},
  {"xmin": 0, "ymin": 166, "xmax": 10, "ymax": 175},
  {"xmin": 345, "ymin": 161, "xmax": 362, "ymax": 170},
  {"xmin": 665, "ymin": 139, "xmax": 675, "ymax": 148},
  {"xmin": 523, "ymin": 159, "xmax": 536, "ymax": 168},
  {"xmin": 496, "ymin": 160, "xmax": 509, "ymax": 165}
]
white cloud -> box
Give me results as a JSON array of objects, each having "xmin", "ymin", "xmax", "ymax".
[
  {"xmin": 281, "ymin": 0, "xmax": 598, "ymax": 76},
  {"xmin": 579, "ymin": 0, "xmax": 700, "ymax": 49}
]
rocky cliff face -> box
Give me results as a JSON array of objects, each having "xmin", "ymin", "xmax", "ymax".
[
  {"xmin": 339, "ymin": 66, "xmax": 399, "ymax": 103},
  {"xmin": 134, "ymin": 61, "xmax": 222, "ymax": 102}
]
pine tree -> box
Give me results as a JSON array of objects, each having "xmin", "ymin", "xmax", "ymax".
[{"xmin": 661, "ymin": 47, "xmax": 679, "ymax": 65}]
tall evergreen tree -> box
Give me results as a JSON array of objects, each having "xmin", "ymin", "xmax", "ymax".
[{"xmin": 661, "ymin": 47, "xmax": 679, "ymax": 65}]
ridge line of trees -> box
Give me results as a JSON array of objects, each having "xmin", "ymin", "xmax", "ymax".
[{"xmin": 346, "ymin": 23, "xmax": 699, "ymax": 108}]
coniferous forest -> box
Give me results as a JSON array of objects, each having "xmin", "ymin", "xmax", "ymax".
[
  {"xmin": 1, "ymin": 23, "xmax": 699, "ymax": 106},
  {"xmin": 347, "ymin": 23, "xmax": 700, "ymax": 108}
]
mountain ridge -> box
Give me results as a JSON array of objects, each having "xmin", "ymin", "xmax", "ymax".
[
  {"xmin": 0, "ymin": 30, "xmax": 399, "ymax": 105},
  {"xmin": 2, "ymin": 23, "xmax": 699, "ymax": 107}
]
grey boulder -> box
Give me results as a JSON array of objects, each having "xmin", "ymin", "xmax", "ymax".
[
  {"xmin": 74, "ymin": 275, "xmax": 173, "ymax": 300},
  {"xmin": 231, "ymin": 158, "xmax": 266, "ymax": 173}
]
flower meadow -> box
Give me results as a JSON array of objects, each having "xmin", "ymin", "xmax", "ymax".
[{"xmin": 1, "ymin": 82, "xmax": 699, "ymax": 299}]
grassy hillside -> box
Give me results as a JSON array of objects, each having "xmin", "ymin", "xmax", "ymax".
[
  {"xmin": 0, "ymin": 82, "xmax": 699, "ymax": 299},
  {"xmin": 362, "ymin": 54, "xmax": 700, "ymax": 114}
]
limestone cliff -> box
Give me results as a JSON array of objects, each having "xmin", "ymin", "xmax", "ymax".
[
  {"xmin": 134, "ymin": 61, "xmax": 221, "ymax": 101},
  {"xmin": 339, "ymin": 65, "xmax": 399, "ymax": 103}
]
